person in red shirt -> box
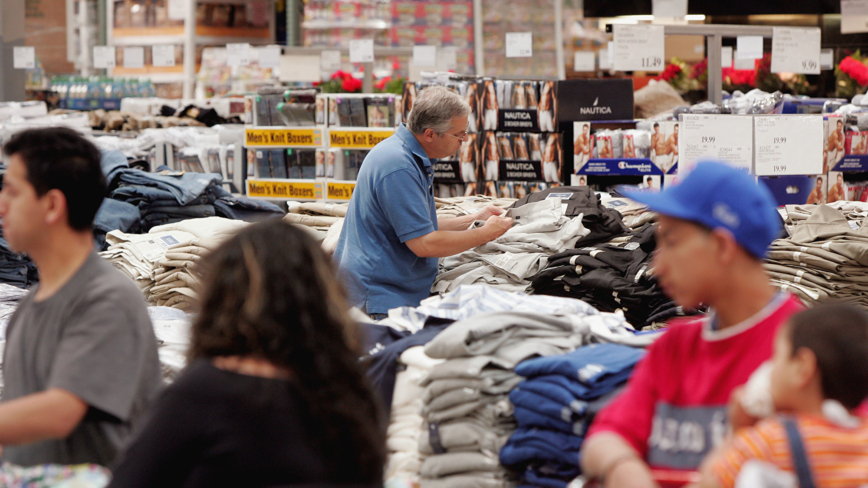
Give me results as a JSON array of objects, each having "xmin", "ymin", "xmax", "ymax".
[{"xmin": 581, "ymin": 161, "xmax": 802, "ymax": 487}]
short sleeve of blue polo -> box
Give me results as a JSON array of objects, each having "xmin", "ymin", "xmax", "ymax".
[{"xmin": 333, "ymin": 124, "xmax": 439, "ymax": 314}]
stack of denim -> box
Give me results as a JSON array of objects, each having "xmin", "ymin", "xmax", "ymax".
[
  {"xmin": 0, "ymin": 231, "xmax": 38, "ymax": 289},
  {"xmin": 499, "ymin": 343, "xmax": 646, "ymax": 488},
  {"xmin": 100, "ymin": 151, "xmax": 283, "ymax": 236}
]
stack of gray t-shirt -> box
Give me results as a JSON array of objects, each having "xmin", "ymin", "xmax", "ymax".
[
  {"xmin": 432, "ymin": 200, "xmax": 590, "ymax": 295},
  {"xmin": 765, "ymin": 203, "xmax": 868, "ymax": 308}
]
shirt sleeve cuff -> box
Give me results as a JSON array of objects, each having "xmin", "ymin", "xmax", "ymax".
[{"xmin": 398, "ymin": 224, "xmax": 436, "ymax": 243}]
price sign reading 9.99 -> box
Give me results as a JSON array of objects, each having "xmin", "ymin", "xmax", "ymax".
[
  {"xmin": 771, "ymin": 27, "xmax": 821, "ymax": 75},
  {"xmin": 613, "ymin": 24, "xmax": 665, "ymax": 72}
]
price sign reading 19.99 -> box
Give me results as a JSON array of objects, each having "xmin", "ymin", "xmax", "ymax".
[
  {"xmin": 771, "ymin": 27, "xmax": 821, "ymax": 75},
  {"xmin": 613, "ymin": 24, "xmax": 665, "ymax": 72},
  {"xmin": 753, "ymin": 115, "xmax": 823, "ymax": 176}
]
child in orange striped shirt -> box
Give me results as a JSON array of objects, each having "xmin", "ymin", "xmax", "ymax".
[{"xmin": 697, "ymin": 304, "xmax": 868, "ymax": 488}]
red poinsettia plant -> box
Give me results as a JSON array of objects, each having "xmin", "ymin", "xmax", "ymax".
[
  {"xmin": 317, "ymin": 70, "xmax": 363, "ymax": 93},
  {"xmin": 836, "ymin": 52, "xmax": 868, "ymax": 98},
  {"xmin": 655, "ymin": 58, "xmax": 700, "ymax": 93}
]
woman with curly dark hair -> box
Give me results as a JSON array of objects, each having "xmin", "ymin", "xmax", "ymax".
[{"xmin": 108, "ymin": 221, "xmax": 386, "ymax": 488}]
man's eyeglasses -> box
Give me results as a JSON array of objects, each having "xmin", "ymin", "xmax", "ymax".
[{"xmin": 439, "ymin": 130, "xmax": 467, "ymax": 141}]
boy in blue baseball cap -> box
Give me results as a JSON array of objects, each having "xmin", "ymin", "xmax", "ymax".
[{"xmin": 582, "ymin": 161, "xmax": 804, "ymax": 487}]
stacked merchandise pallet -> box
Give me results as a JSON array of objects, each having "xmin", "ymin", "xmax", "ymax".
[
  {"xmin": 243, "ymin": 87, "xmax": 402, "ymax": 204},
  {"xmin": 403, "ymin": 76, "xmax": 561, "ymax": 200}
]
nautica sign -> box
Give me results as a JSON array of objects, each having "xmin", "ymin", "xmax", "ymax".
[{"xmin": 580, "ymin": 97, "xmax": 613, "ymax": 115}]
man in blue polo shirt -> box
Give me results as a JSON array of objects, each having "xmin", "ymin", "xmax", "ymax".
[{"xmin": 335, "ymin": 86, "xmax": 513, "ymax": 319}]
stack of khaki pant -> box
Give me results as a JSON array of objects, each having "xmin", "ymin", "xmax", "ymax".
[{"xmin": 765, "ymin": 204, "xmax": 868, "ymax": 308}]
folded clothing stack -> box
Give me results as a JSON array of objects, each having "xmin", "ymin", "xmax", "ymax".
[
  {"xmin": 0, "ymin": 230, "xmax": 38, "ymax": 289},
  {"xmin": 434, "ymin": 196, "xmax": 517, "ymax": 220},
  {"xmin": 766, "ymin": 204, "xmax": 868, "ymax": 307},
  {"xmin": 499, "ymin": 343, "xmax": 646, "ymax": 488},
  {"xmin": 385, "ymin": 346, "xmax": 444, "ymax": 484},
  {"xmin": 416, "ymin": 299, "xmax": 637, "ymax": 488},
  {"xmin": 600, "ymin": 196, "xmax": 656, "ymax": 229},
  {"xmin": 101, "ymin": 151, "xmax": 282, "ymax": 235},
  {"xmin": 284, "ymin": 201, "xmax": 349, "ymax": 252},
  {"xmin": 529, "ymin": 223, "xmax": 700, "ymax": 328},
  {"xmin": 148, "ymin": 306, "xmax": 192, "ymax": 382},
  {"xmin": 100, "ymin": 217, "xmax": 248, "ymax": 309},
  {"xmin": 433, "ymin": 200, "xmax": 590, "ymax": 295}
]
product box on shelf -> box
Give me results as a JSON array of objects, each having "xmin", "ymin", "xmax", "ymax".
[
  {"xmin": 572, "ymin": 120, "xmax": 662, "ymax": 178},
  {"xmin": 478, "ymin": 132, "xmax": 562, "ymax": 184},
  {"xmin": 433, "ymin": 132, "xmax": 480, "ymax": 184},
  {"xmin": 825, "ymin": 116, "xmax": 845, "ymax": 174},
  {"xmin": 318, "ymin": 94, "xmax": 400, "ymax": 128}
]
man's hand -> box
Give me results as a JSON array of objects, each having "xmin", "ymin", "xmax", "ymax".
[
  {"xmin": 474, "ymin": 205, "xmax": 506, "ymax": 221},
  {"xmin": 482, "ymin": 215, "xmax": 513, "ymax": 240}
]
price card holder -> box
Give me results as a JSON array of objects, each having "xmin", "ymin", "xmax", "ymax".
[
  {"xmin": 93, "ymin": 46, "xmax": 116, "ymax": 69},
  {"xmin": 259, "ymin": 45, "xmax": 281, "ymax": 69},
  {"xmin": 245, "ymin": 128, "xmax": 323, "ymax": 148},
  {"xmin": 321, "ymin": 50, "xmax": 341, "ymax": 71},
  {"xmin": 247, "ymin": 179, "xmax": 323, "ymax": 201},
  {"xmin": 613, "ymin": 24, "xmax": 665, "ymax": 72},
  {"xmin": 771, "ymin": 27, "xmax": 821, "ymax": 75},
  {"xmin": 13, "ymin": 47, "xmax": 35, "ymax": 69},
  {"xmin": 652, "ymin": 0, "xmax": 687, "ymax": 18},
  {"xmin": 227, "ymin": 43, "xmax": 251, "ymax": 67},
  {"xmin": 412, "ymin": 45, "xmax": 437, "ymax": 67},
  {"xmin": 328, "ymin": 129, "xmax": 395, "ymax": 149},
  {"xmin": 574, "ymin": 51, "xmax": 595, "ymax": 72},
  {"xmin": 349, "ymin": 39, "xmax": 374, "ymax": 63},
  {"xmin": 678, "ymin": 114, "xmax": 755, "ymax": 175},
  {"xmin": 736, "ymin": 36, "xmax": 763, "ymax": 60},
  {"xmin": 152, "ymin": 45, "xmax": 176, "ymax": 67},
  {"xmin": 820, "ymin": 49, "xmax": 834, "ymax": 70},
  {"xmin": 754, "ymin": 115, "xmax": 823, "ymax": 176},
  {"xmin": 505, "ymin": 32, "xmax": 533, "ymax": 58},
  {"xmin": 123, "ymin": 47, "xmax": 145, "ymax": 69},
  {"xmin": 841, "ymin": 0, "xmax": 868, "ymax": 34},
  {"xmin": 168, "ymin": 0, "xmax": 186, "ymax": 20},
  {"xmin": 721, "ymin": 47, "xmax": 733, "ymax": 68}
]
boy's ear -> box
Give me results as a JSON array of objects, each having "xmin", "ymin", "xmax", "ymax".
[{"xmin": 793, "ymin": 347, "xmax": 819, "ymax": 388}]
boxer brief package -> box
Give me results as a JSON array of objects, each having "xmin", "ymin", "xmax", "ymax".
[
  {"xmin": 297, "ymin": 149, "xmax": 317, "ymax": 180},
  {"xmin": 255, "ymin": 150, "xmax": 273, "ymax": 178},
  {"xmin": 269, "ymin": 150, "xmax": 288, "ymax": 179},
  {"xmin": 366, "ymin": 98, "xmax": 392, "ymax": 128}
]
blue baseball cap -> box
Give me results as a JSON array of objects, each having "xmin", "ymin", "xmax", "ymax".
[{"xmin": 621, "ymin": 161, "xmax": 781, "ymax": 258}]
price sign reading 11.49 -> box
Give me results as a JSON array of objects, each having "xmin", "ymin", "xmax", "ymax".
[
  {"xmin": 613, "ymin": 24, "xmax": 665, "ymax": 73},
  {"xmin": 754, "ymin": 115, "xmax": 823, "ymax": 176}
]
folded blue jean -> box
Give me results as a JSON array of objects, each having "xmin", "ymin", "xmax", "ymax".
[
  {"xmin": 526, "ymin": 372, "xmax": 631, "ymax": 402},
  {"xmin": 515, "ymin": 343, "xmax": 645, "ymax": 387},
  {"xmin": 101, "ymin": 150, "xmax": 130, "ymax": 188},
  {"xmin": 511, "ymin": 388, "xmax": 586, "ymax": 423},
  {"xmin": 500, "ymin": 427, "xmax": 582, "ymax": 467},
  {"xmin": 513, "ymin": 405, "xmax": 586, "ymax": 436},
  {"xmin": 214, "ymin": 195, "xmax": 283, "ymax": 223},
  {"xmin": 115, "ymin": 168, "xmax": 223, "ymax": 206}
]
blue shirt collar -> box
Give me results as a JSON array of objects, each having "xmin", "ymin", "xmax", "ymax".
[{"xmin": 396, "ymin": 124, "xmax": 437, "ymax": 167}]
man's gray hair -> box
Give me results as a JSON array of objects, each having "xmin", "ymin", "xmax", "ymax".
[{"xmin": 407, "ymin": 85, "xmax": 472, "ymax": 135}]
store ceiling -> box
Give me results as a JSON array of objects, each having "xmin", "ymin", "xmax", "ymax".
[{"xmin": 583, "ymin": 0, "xmax": 840, "ymax": 17}]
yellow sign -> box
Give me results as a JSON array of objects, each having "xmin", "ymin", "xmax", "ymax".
[
  {"xmin": 329, "ymin": 129, "xmax": 394, "ymax": 149},
  {"xmin": 326, "ymin": 181, "xmax": 356, "ymax": 201},
  {"xmin": 245, "ymin": 128, "xmax": 322, "ymax": 147},
  {"xmin": 247, "ymin": 180, "xmax": 322, "ymax": 200}
]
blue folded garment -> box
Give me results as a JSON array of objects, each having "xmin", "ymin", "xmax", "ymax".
[
  {"xmin": 511, "ymin": 387, "xmax": 587, "ymax": 422},
  {"xmin": 500, "ymin": 427, "xmax": 582, "ymax": 467},
  {"xmin": 530, "ymin": 370, "xmax": 633, "ymax": 401},
  {"xmin": 513, "ymin": 405, "xmax": 587, "ymax": 436},
  {"xmin": 515, "ymin": 343, "xmax": 645, "ymax": 387}
]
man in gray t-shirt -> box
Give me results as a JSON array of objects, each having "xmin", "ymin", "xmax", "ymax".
[{"xmin": 0, "ymin": 128, "xmax": 161, "ymax": 467}]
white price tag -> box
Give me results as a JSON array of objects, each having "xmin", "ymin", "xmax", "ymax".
[
  {"xmin": 820, "ymin": 49, "xmax": 834, "ymax": 70},
  {"xmin": 599, "ymin": 47, "xmax": 611, "ymax": 70},
  {"xmin": 652, "ymin": 0, "xmax": 687, "ymax": 18},
  {"xmin": 842, "ymin": 0, "xmax": 868, "ymax": 34},
  {"xmin": 437, "ymin": 46, "xmax": 457, "ymax": 70},
  {"xmin": 123, "ymin": 47, "xmax": 144, "ymax": 69},
  {"xmin": 412, "ymin": 45, "xmax": 437, "ymax": 67},
  {"xmin": 13, "ymin": 46, "xmax": 35, "ymax": 69},
  {"xmin": 736, "ymin": 36, "xmax": 763, "ymax": 59},
  {"xmin": 152, "ymin": 45, "xmax": 176, "ymax": 67},
  {"xmin": 259, "ymin": 45, "xmax": 281, "ymax": 68},
  {"xmin": 754, "ymin": 116, "xmax": 823, "ymax": 176},
  {"xmin": 226, "ymin": 43, "xmax": 251, "ymax": 66},
  {"xmin": 93, "ymin": 46, "xmax": 116, "ymax": 69},
  {"xmin": 721, "ymin": 47, "xmax": 733, "ymax": 68},
  {"xmin": 771, "ymin": 27, "xmax": 821, "ymax": 74},
  {"xmin": 678, "ymin": 114, "xmax": 755, "ymax": 175},
  {"xmin": 574, "ymin": 51, "xmax": 596, "ymax": 72},
  {"xmin": 168, "ymin": 0, "xmax": 186, "ymax": 20},
  {"xmin": 321, "ymin": 50, "xmax": 341, "ymax": 70},
  {"xmin": 733, "ymin": 50, "xmax": 755, "ymax": 70},
  {"xmin": 349, "ymin": 39, "xmax": 374, "ymax": 63},
  {"xmin": 505, "ymin": 32, "xmax": 533, "ymax": 58},
  {"xmin": 613, "ymin": 24, "xmax": 665, "ymax": 72}
]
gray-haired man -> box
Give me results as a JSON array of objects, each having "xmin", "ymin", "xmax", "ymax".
[{"xmin": 334, "ymin": 86, "xmax": 513, "ymax": 319}]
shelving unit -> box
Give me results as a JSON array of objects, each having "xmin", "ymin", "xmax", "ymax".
[
  {"xmin": 106, "ymin": 0, "xmax": 275, "ymax": 98},
  {"xmin": 244, "ymin": 127, "xmax": 324, "ymax": 202},
  {"xmin": 324, "ymin": 127, "xmax": 394, "ymax": 202}
]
